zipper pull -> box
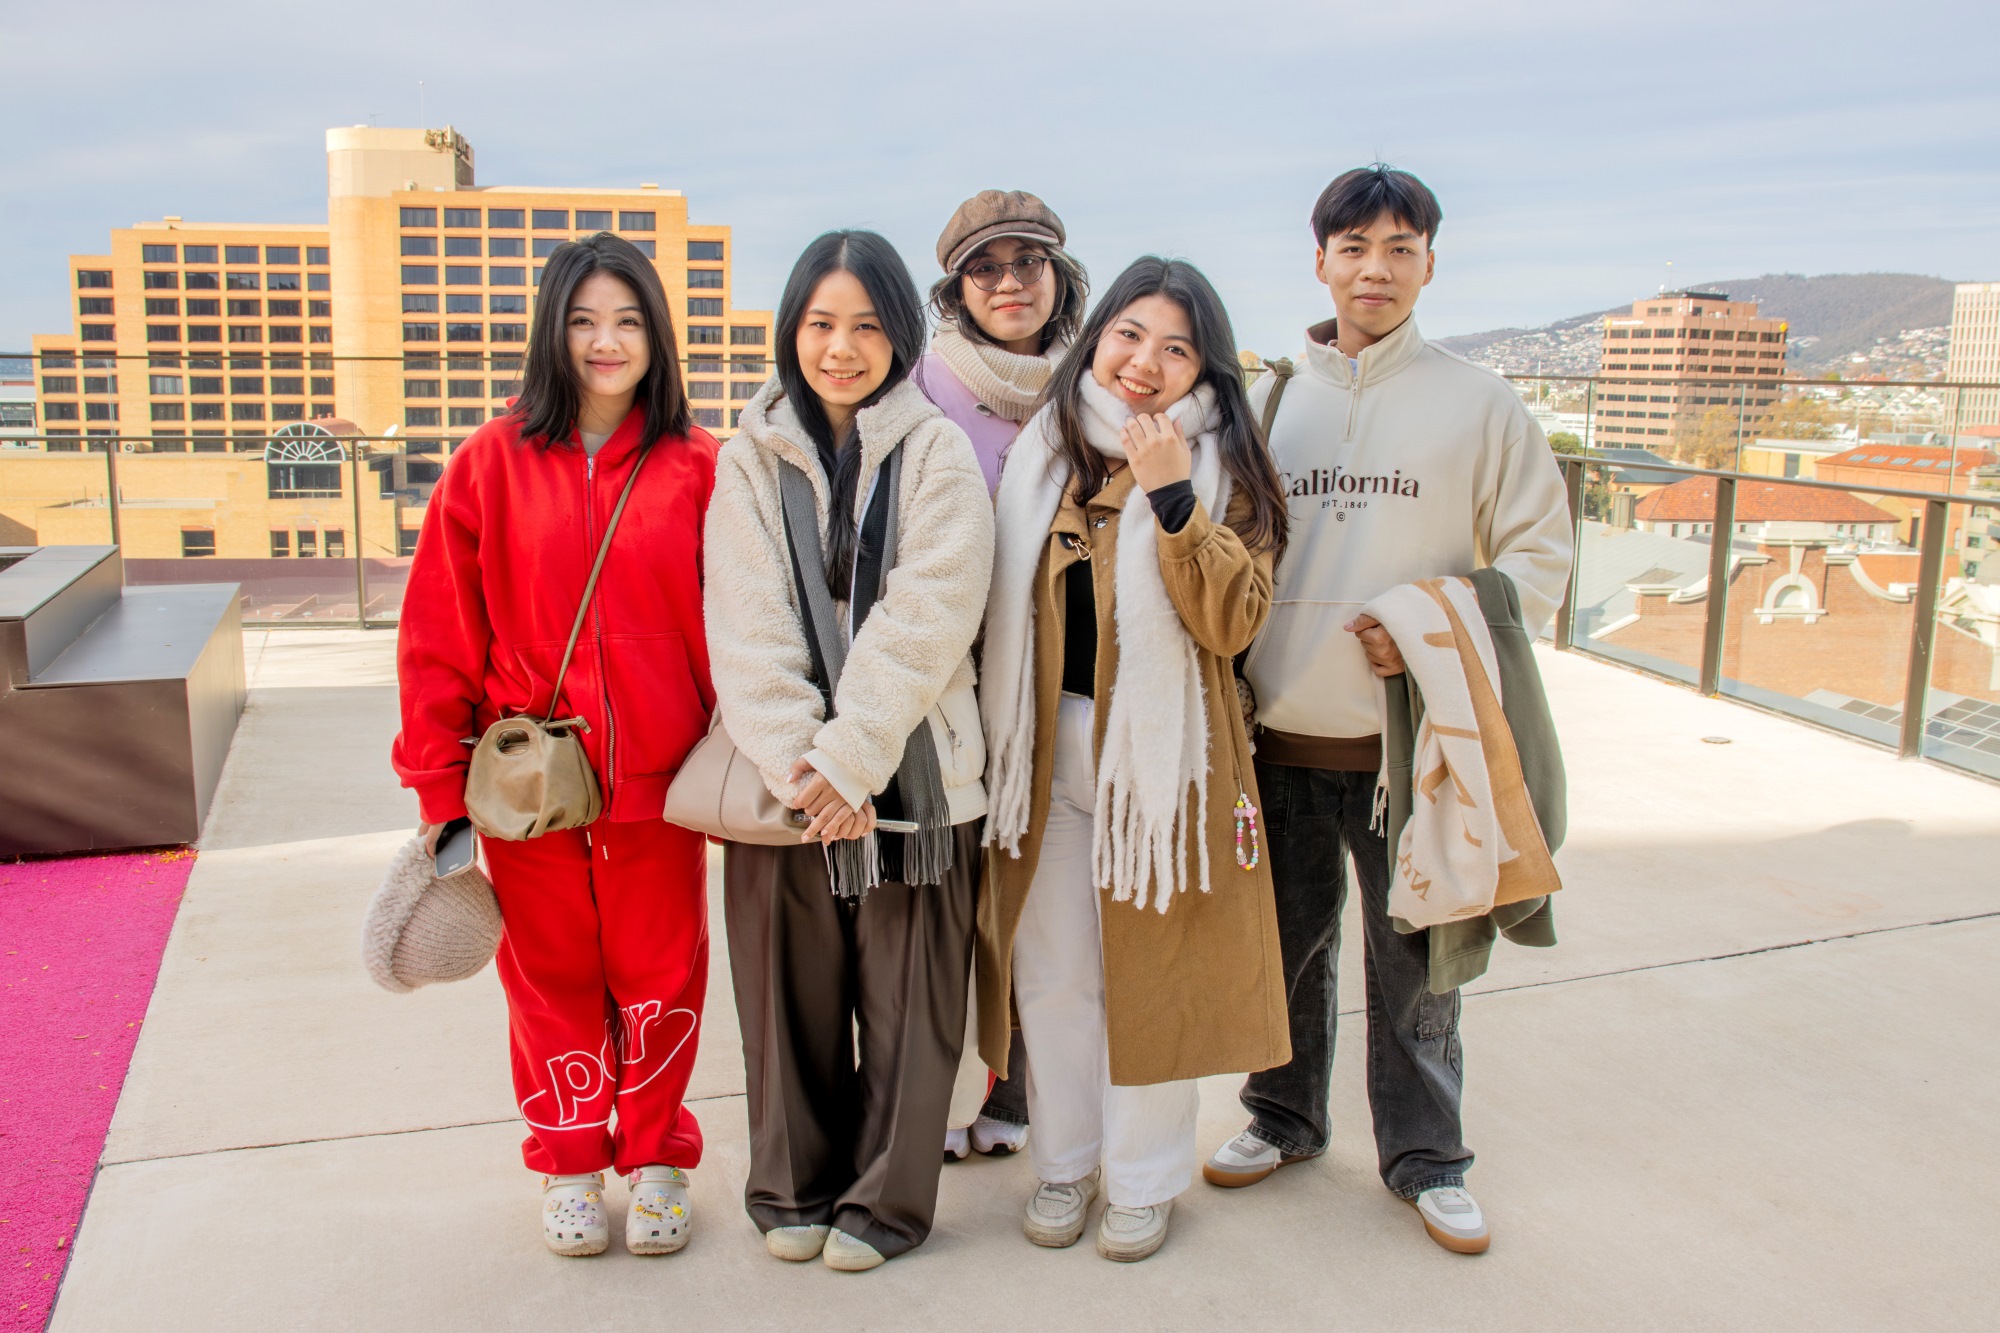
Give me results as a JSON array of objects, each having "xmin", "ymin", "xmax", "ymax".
[{"xmin": 587, "ymin": 455, "xmax": 595, "ymax": 481}]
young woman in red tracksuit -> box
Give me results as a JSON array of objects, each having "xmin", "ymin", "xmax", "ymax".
[{"xmin": 392, "ymin": 232, "xmax": 717, "ymax": 1259}]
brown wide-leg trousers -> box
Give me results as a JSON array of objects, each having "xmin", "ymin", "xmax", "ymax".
[{"xmin": 724, "ymin": 822, "xmax": 980, "ymax": 1259}]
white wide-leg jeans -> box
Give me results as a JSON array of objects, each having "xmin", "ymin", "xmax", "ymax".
[{"xmin": 1012, "ymin": 694, "xmax": 1200, "ymax": 1208}]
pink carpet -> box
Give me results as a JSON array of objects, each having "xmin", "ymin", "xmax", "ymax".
[{"xmin": 0, "ymin": 850, "xmax": 193, "ymax": 1332}]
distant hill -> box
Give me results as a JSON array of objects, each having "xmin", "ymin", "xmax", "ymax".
[{"xmin": 1436, "ymin": 273, "xmax": 1958, "ymax": 376}]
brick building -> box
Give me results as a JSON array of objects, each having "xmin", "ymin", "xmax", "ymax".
[
  {"xmin": 1812, "ymin": 443, "xmax": 1998, "ymax": 551},
  {"xmin": 1594, "ymin": 290, "xmax": 1789, "ymax": 456}
]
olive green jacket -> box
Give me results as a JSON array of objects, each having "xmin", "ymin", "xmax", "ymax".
[{"xmin": 1384, "ymin": 567, "xmax": 1562, "ymax": 994}]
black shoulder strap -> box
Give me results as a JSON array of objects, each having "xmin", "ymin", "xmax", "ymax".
[{"xmin": 1258, "ymin": 358, "xmax": 1296, "ymax": 439}]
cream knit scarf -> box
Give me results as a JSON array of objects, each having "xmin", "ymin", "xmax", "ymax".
[
  {"xmin": 982, "ymin": 374, "xmax": 1230, "ymax": 912},
  {"xmin": 930, "ymin": 319, "xmax": 1059, "ymax": 423}
]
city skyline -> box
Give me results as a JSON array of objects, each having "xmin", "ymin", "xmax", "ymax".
[{"xmin": 2, "ymin": 0, "xmax": 1995, "ymax": 362}]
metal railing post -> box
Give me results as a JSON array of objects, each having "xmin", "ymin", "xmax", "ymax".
[
  {"xmin": 103, "ymin": 445, "xmax": 122, "ymax": 549},
  {"xmin": 351, "ymin": 444, "xmax": 369, "ymax": 629},
  {"xmin": 1555, "ymin": 457, "xmax": 1584, "ymax": 651},
  {"xmin": 1698, "ymin": 476, "xmax": 1736, "ymax": 695},
  {"xmin": 1898, "ymin": 497, "xmax": 1951, "ymax": 759}
]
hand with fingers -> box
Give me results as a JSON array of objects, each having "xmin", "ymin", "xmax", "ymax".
[
  {"xmin": 1345, "ymin": 613, "xmax": 1407, "ymax": 677},
  {"xmin": 1121, "ymin": 412, "xmax": 1192, "ymax": 493},
  {"xmin": 787, "ymin": 758, "xmax": 879, "ymax": 843}
]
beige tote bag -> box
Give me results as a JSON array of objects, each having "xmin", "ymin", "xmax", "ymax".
[{"xmin": 663, "ymin": 711, "xmax": 809, "ymax": 845}]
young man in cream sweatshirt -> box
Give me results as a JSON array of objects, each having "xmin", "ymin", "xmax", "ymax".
[{"xmin": 1202, "ymin": 165, "xmax": 1573, "ymax": 1255}]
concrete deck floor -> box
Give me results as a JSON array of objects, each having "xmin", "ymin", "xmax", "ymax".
[{"xmin": 49, "ymin": 631, "xmax": 2000, "ymax": 1331}]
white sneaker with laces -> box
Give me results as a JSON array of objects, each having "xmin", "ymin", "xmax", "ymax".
[
  {"xmin": 970, "ymin": 1115, "xmax": 1029, "ymax": 1155},
  {"xmin": 1413, "ymin": 1185, "xmax": 1490, "ymax": 1254},
  {"xmin": 625, "ymin": 1166, "xmax": 692, "ymax": 1255},
  {"xmin": 944, "ymin": 1125, "xmax": 970, "ymax": 1161},
  {"xmin": 1096, "ymin": 1199, "xmax": 1173, "ymax": 1262},
  {"xmin": 541, "ymin": 1172, "xmax": 609, "ymax": 1256},
  {"xmin": 1023, "ymin": 1169, "xmax": 1100, "ymax": 1248},
  {"xmin": 822, "ymin": 1227, "xmax": 886, "ymax": 1272},
  {"xmin": 1202, "ymin": 1127, "xmax": 1313, "ymax": 1188}
]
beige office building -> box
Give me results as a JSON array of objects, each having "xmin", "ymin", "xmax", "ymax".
[
  {"xmin": 1945, "ymin": 281, "xmax": 2000, "ymax": 428},
  {"xmin": 1594, "ymin": 290, "xmax": 1789, "ymax": 456},
  {"xmin": 30, "ymin": 125, "xmax": 773, "ymax": 453}
]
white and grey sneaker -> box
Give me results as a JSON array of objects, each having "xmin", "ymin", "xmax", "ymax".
[
  {"xmin": 944, "ymin": 1126, "xmax": 971, "ymax": 1161},
  {"xmin": 541, "ymin": 1172, "xmax": 609, "ymax": 1256},
  {"xmin": 624, "ymin": 1166, "xmax": 691, "ymax": 1255},
  {"xmin": 1412, "ymin": 1186, "xmax": 1490, "ymax": 1254},
  {"xmin": 765, "ymin": 1224, "xmax": 831, "ymax": 1262},
  {"xmin": 1096, "ymin": 1199, "xmax": 1173, "ymax": 1262},
  {"xmin": 1202, "ymin": 1127, "xmax": 1315, "ymax": 1188},
  {"xmin": 822, "ymin": 1227, "xmax": 886, "ymax": 1272},
  {"xmin": 1023, "ymin": 1169, "xmax": 1100, "ymax": 1248},
  {"xmin": 970, "ymin": 1116, "xmax": 1029, "ymax": 1156}
]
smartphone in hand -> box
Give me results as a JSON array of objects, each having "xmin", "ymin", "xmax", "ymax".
[{"xmin": 434, "ymin": 816, "xmax": 476, "ymax": 878}]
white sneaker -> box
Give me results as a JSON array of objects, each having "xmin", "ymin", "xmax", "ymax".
[
  {"xmin": 970, "ymin": 1115, "xmax": 1029, "ymax": 1155},
  {"xmin": 1096, "ymin": 1199, "xmax": 1173, "ymax": 1262},
  {"xmin": 765, "ymin": 1224, "xmax": 831, "ymax": 1261},
  {"xmin": 822, "ymin": 1227, "xmax": 886, "ymax": 1272},
  {"xmin": 1023, "ymin": 1169, "xmax": 1099, "ymax": 1249},
  {"xmin": 1202, "ymin": 1127, "xmax": 1313, "ymax": 1188},
  {"xmin": 944, "ymin": 1125, "xmax": 970, "ymax": 1161},
  {"xmin": 1413, "ymin": 1185, "xmax": 1490, "ymax": 1254},
  {"xmin": 624, "ymin": 1166, "xmax": 691, "ymax": 1255},
  {"xmin": 540, "ymin": 1172, "xmax": 609, "ymax": 1256}
]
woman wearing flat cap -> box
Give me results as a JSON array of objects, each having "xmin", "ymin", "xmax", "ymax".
[{"xmin": 914, "ymin": 190, "xmax": 1089, "ymax": 1163}]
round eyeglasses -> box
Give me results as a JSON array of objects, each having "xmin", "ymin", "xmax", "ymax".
[{"xmin": 963, "ymin": 254, "xmax": 1048, "ymax": 291}]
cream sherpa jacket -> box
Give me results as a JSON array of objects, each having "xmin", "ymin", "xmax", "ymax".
[{"xmin": 704, "ymin": 377, "xmax": 993, "ymax": 825}]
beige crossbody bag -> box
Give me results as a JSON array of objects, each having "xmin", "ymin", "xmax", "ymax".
[{"xmin": 463, "ymin": 444, "xmax": 651, "ymax": 841}]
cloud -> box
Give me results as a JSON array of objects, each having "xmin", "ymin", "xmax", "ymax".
[{"xmin": 2, "ymin": 0, "xmax": 1996, "ymax": 353}]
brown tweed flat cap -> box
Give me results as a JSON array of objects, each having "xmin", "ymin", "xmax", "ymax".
[{"xmin": 937, "ymin": 189, "xmax": 1066, "ymax": 274}]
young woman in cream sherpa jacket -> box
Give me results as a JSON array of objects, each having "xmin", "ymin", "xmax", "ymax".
[{"xmin": 703, "ymin": 230, "xmax": 993, "ymax": 1274}]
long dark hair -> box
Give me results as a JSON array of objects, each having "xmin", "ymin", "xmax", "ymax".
[
  {"xmin": 511, "ymin": 232, "xmax": 690, "ymax": 448},
  {"xmin": 1043, "ymin": 256, "xmax": 1288, "ymax": 555},
  {"xmin": 774, "ymin": 230, "xmax": 928, "ymax": 594},
  {"xmin": 926, "ymin": 244, "xmax": 1089, "ymax": 354}
]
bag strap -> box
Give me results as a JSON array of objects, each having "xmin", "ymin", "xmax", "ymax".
[
  {"xmin": 777, "ymin": 459, "xmax": 847, "ymax": 709},
  {"xmin": 544, "ymin": 442, "xmax": 654, "ymax": 726},
  {"xmin": 1258, "ymin": 357, "xmax": 1295, "ymax": 439}
]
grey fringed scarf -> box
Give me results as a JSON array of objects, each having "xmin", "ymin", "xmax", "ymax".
[{"xmin": 778, "ymin": 450, "xmax": 953, "ymax": 898}]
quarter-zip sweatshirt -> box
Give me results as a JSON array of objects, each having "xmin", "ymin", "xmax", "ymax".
[
  {"xmin": 392, "ymin": 406, "xmax": 719, "ymax": 823},
  {"xmin": 1243, "ymin": 315, "xmax": 1573, "ymax": 744}
]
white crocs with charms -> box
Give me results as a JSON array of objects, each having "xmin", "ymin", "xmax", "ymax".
[
  {"xmin": 541, "ymin": 1172, "xmax": 609, "ymax": 1256},
  {"xmin": 626, "ymin": 1166, "xmax": 693, "ymax": 1255}
]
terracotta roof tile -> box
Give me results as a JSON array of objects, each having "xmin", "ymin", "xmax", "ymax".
[
  {"xmin": 1635, "ymin": 475, "xmax": 1898, "ymax": 524},
  {"xmin": 1819, "ymin": 444, "xmax": 1998, "ymax": 476}
]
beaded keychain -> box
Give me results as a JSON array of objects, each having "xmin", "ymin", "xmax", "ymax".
[{"xmin": 1233, "ymin": 791, "xmax": 1261, "ymax": 870}]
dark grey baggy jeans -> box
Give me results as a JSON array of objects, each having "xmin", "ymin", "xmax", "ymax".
[
  {"xmin": 1238, "ymin": 762, "xmax": 1473, "ymax": 1199},
  {"xmin": 724, "ymin": 823, "xmax": 980, "ymax": 1259}
]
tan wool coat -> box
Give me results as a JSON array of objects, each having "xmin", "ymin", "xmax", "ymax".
[{"xmin": 977, "ymin": 470, "xmax": 1291, "ymax": 1087}]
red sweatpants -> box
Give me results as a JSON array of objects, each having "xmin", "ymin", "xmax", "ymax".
[{"xmin": 481, "ymin": 817, "xmax": 708, "ymax": 1176}]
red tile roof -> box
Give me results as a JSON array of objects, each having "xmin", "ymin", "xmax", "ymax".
[
  {"xmin": 1635, "ymin": 475, "xmax": 1898, "ymax": 524},
  {"xmin": 1818, "ymin": 444, "xmax": 1998, "ymax": 476}
]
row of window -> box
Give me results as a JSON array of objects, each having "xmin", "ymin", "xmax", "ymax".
[
  {"xmin": 140, "ymin": 271, "xmax": 326, "ymax": 291},
  {"xmin": 150, "ymin": 402, "xmax": 326, "ymax": 421},
  {"xmin": 137, "ymin": 325, "xmax": 333, "ymax": 345},
  {"xmin": 42, "ymin": 374, "xmax": 334, "ymax": 397},
  {"xmin": 404, "ymin": 379, "xmax": 522, "ymax": 399},
  {"xmin": 1608, "ymin": 328, "xmax": 1785, "ymax": 342},
  {"xmin": 401, "ymin": 323, "xmax": 529, "ymax": 343},
  {"xmin": 141, "ymin": 245, "xmax": 329, "ymax": 266},
  {"xmin": 403, "ymin": 293, "xmax": 528, "ymax": 314},
  {"xmin": 399, "ymin": 207, "xmax": 661, "ymax": 232},
  {"xmin": 403, "ymin": 264, "xmax": 530, "ymax": 287},
  {"xmin": 138, "ymin": 298, "xmax": 330, "ymax": 318}
]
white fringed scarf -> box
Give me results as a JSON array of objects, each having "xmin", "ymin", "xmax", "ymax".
[
  {"xmin": 981, "ymin": 374, "xmax": 1230, "ymax": 912},
  {"xmin": 930, "ymin": 319, "xmax": 1059, "ymax": 423}
]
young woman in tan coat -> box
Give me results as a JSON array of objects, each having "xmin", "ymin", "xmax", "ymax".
[{"xmin": 978, "ymin": 256, "xmax": 1291, "ymax": 1262}]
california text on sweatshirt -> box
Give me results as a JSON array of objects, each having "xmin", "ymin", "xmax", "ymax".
[{"xmin": 1242, "ymin": 314, "xmax": 1574, "ymax": 744}]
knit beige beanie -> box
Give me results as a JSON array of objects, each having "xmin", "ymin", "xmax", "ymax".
[{"xmin": 362, "ymin": 833, "xmax": 503, "ymax": 993}]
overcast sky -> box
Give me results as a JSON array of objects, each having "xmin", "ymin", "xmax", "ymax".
[{"xmin": 3, "ymin": 0, "xmax": 1995, "ymax": 358}]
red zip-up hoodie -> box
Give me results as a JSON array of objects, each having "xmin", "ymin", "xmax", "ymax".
[{"xmin": 392, "ymin": 405, "xmax": 718, "ymax": 825}]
